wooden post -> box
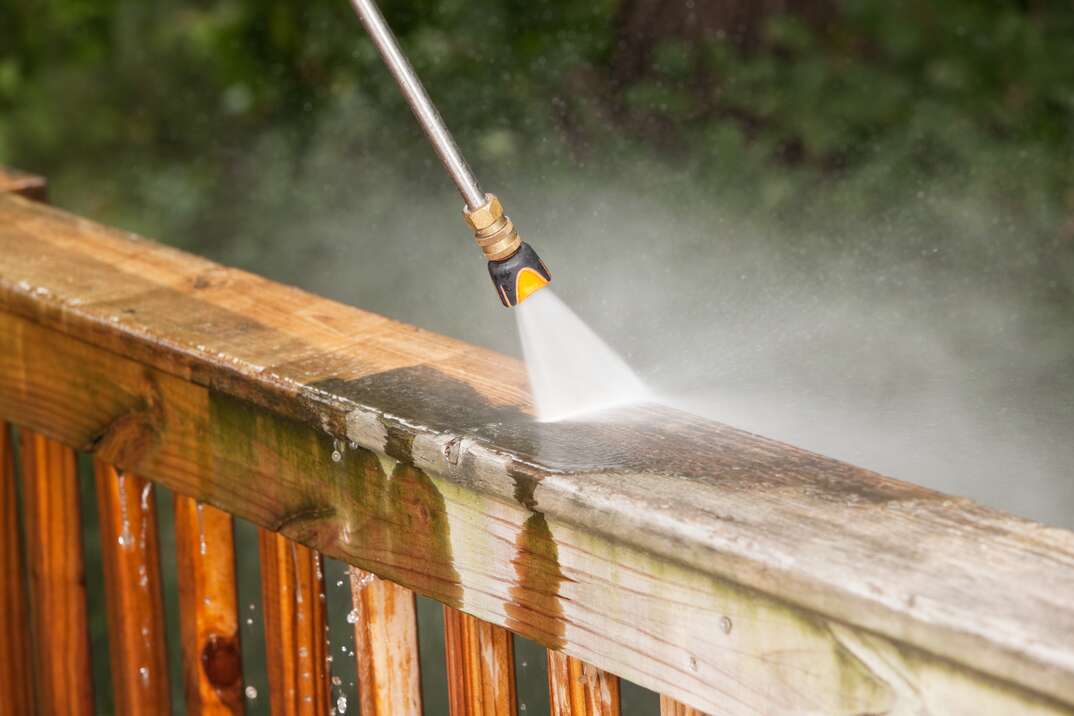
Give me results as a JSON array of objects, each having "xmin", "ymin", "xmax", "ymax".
[
  {"xmin": 19, "ymin": 430, "xmax": 94, "ymax": 714},
  {"xmin": 259, "ymin": 530, "xmax": 331, "ymax": 716},
  {"xmin": 0, "ymin": 423, "xmax": 34, "ymax": 715},
  {"xmin": 547, "ymin": 652, "xmax": 620, "ymax": 715},
  {"xmin": 660, "ymin": 696, "xmax": 708, "ymax": 715},
  {"xmin": 444, "ymin": 607, "xmax": 518, "ymax": 716},
  {"xmin": 175, "ymin": 495, "xmax": 246, "ymax": 714},
  {"xmin": 350, "ymin": 568, "xmax": 423, "ymax": 715},
  {"xmin": 95, "ymin": 462, "xmax": 172, "ymax": 714}
]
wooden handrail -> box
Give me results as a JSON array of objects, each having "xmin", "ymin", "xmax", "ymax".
[{"xmin": 0, "ymin": 192, "xmax": 1073, "ymax": 714}]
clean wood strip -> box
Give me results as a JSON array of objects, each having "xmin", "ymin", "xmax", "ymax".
[
  {"xmin": 0, "ymin": 423, "xmax": 34, "ymax": 715},
  {"xmin": 19, "ymin": 429, "xmax": 94, "ymax": 714},
  {"xmin": 350, "ymin": 568, "xmax": 423, "ymax": 716},
  {"xmin": 95, "ymin": 462, "xmax": 172, "ymax": 714},
  {"xmin": 660, "ymin": 695, "xmax": 707, "ymax": 716},
  {"xmin": 175, "ymin": 495, "xmax": 245, "ymax": 714},
  {"xmin": 259, "ymin": 530, "xmax": 330, "ymax": 716},
  {"xmin": 444, "ymin": 607, "xmax": 517, "ymax": 716},
  {"xmin": 3, "ymin": 196, "xmax": 1074, "ymax": 713},
  {"xmin": 547, "ymin": 652, "xmax": 620, "ymax": 716}
]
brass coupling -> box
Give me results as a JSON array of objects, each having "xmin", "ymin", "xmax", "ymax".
[{"xmin": 463, "ymin": 193, "xmax": 522, "ymax": 262}]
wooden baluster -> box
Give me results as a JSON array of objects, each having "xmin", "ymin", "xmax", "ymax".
[
  {"xmin": 444, "ymin": 607, "xmax": 518, "ymax": 716},
  {"xmin": 95, "ymin": 462, "xmax": 171, "ymax": 714},
  {"xmin": 0, "ymin": 424, "xmax": 34, "ymax": 715},
  {"xmin": 19, "ymin": 430, "xmax": 94, "ymax": 714},
  {"xmin": 547, "ymin": 652, "xmax": 620, "ymax": 715},
  {"xmin": 259, "ymin": 530, "xmax": 330, "ymax": 716},
  {"xmin": 349, "ymin": 568, "xmax": 423, "ymax": 715},
  {"xmin": 660, "ymin": 696, "xmax": 708, "ymax": 715},
  {"xmin": 175, "ymin": 496, "xmax": 245, "ymax": 714}
]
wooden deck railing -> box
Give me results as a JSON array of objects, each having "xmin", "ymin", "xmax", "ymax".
[{"xmin": 1, "ymin": 168, "xmax": 1073, "ymax": 715}]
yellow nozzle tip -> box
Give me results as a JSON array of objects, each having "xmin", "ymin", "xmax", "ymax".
[{"xmin": 515, "ymin": 267, "xmax": 550, "ymax": 305}]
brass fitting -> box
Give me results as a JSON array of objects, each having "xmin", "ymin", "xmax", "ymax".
[{"xmin": 463, "ymin": 193, "xmax": 522, "ymax": 262}]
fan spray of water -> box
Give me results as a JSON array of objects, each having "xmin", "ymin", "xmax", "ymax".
[{"xmin": 516, "ymin": 289, "xmax": 649, "ymax": 422}]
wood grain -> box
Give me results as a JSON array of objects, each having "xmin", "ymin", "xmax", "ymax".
[
  {"xmin": 547, "ymin": 652, "xmax": 620, "ymax": 716},
  {"xmin": 444, "ymin": 607, "xmax": 518, "ymax": 716},
  {"xmin": 175, "ymin": 495, "xmax": 245, "ymax": 714},
  {"xmin": 0, "ymin": 423, "xmax": 34, "ymax": 716},
  {"xmin": 1, "ymin": 195, "xmax": 1074, "ymax": 713},
  {"xmin": 258, "ymin": 530, "xmax": 331, "ymax": 716},
  {"xmin": 18, "ymin": 429, "xmax": 94, "ymax": 715},
  {"xmin": 659, "ymin": 696, "xmax": 707, "ymax": 716},
  {"xmin": 95, "ymin": 462, "xmax": 172, "ymax": 714},
  {"xmin": 350, "ymin": 568, "xmax": 423, "ymax": 716}
]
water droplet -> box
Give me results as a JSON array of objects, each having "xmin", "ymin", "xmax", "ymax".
[
  {"xmin": 688, "ymin": 655, "xmax": 698, "ymax": 672},
  {"xmin": 246, "ymin": 618, "xmax": 253, "ymax": 625},
  {"xmin": 245, "ymin": 685, "xmax": 258, "ymax": 700},
  {"xmin": 139, "ymin": 666, "xmax": 150, "ymax": 684},
  {"xmin": 337, "ymin": 695, "xmax": 348, "ymax": 713},
  {"xmin": 521, "ymin": 660, "xmax": 527, "ymax": 668},
  {"xmin": 520, "ymin": 704, "xmax": 527, "ymax": 712},
  {"xmin": 720, "ymin": 616, "xmax": 733, "ymax": 634},
  {"xmin": 346, "ymin": 608, "xmax": 359, "ymax": 624},
  {"xmin": 298, "ymin": 647, "xmax": 308, "ymax": 658},
  {"xmin": 348, "ymin": 441, "xmax": 358, "ymax": 450},
  {"xmin": 332, "ymin": 675, "xmax": 342, "ymax": 687},
  {"xmin": 331, "ymin": 450, "xmax": 342, "ymax": 462}
]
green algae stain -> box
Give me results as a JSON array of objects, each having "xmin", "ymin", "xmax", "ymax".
[
  {"xmin": 207, "ymin": 390, "xmax": 462, "ymax": 608},
  {"xmin": 506, "ymin": 512, "xmax": 567, "ymax": 650}
]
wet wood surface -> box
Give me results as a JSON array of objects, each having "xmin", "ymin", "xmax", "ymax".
[
  {"xmin": 175, "ymin": 495, "xmax": 246, "ymax": 714},
  {"xmin": 547, "ymin": 652, "xmax": 620, "ymax": 716},
  {"xmin": 0, "ymin": 423, "xmax": 34, "ymax": 715},
  {"xmin": 258, "ymin": 530, "xmax": 331, "ymax": 716},
  {"xmin": 444, "ymin": 607, "xmax": 518, "ymax": 716},
  {"xmin": 18, "ymin": 429, "xmax": 95, "ymax": 715},
  {"xmin": 350, "ymin": 568, "xmax": 423, "ymax": 716},
  {"xmin": 95, "ymin": 462, "xmax": 172, "ymax": 714},
  {"xmin": 1, "ymin": 195, "xmax": 1073, "ymax": 714}
]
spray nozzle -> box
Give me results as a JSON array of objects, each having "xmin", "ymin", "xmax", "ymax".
[{"xmin": 464, "ymin": 194, "xmax": 551, "ymax": 307}]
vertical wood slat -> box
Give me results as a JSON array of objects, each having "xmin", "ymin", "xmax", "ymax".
[
  {"xmin": 659, "ymin": 696, "xmax": 708, "ymax": 715},
  {"xmin": 95, "ymin": 462, "xmax": 172, "ymax": 714},
  {"xmin": 0, "ymin": 423, "xmax": 34, "ymax": 715},
  {"xmin": 175, "ymin": 495, "xmax": 246, "ymax": 714},
  {"xmin": 259, "ymin": 529, "xmax": 331, "ymax": 716},
  {"xmin": 19, "ymin": 430, "xmax": 95, "ymax": 714},
  {"xmin": 547, "ymin": 652, "xmax": 620, "ymax": 715},
  {"xmin": 444, "ymin": 607, "xmax": 518, "ymax": 716},
  {"xmin": 350, "ymin": 568, "xmax": 423, "ymax": 716}
]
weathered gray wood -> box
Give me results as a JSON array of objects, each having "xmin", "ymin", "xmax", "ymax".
[{"xmin": 0, "ymin": 194, "xmax": 1073, "ymax": 714}]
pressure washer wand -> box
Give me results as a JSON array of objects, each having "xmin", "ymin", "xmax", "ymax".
[{"xmin": 349, "ymin": 0, "xmax": 551, "ymax": 307}]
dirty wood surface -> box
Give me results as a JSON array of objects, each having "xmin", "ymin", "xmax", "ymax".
[
  {"xmin": 175, "ymin": 495, "xmax": 246, "ymax": 714},
  {"xmin": 350, "ymin": 568, "xmax": 423, "ymax": 716},
  {"xmin": 1, "ymin": 194, "xmax": 1074, "ymax": 714},
  {"xmin": 547, "ymin": 652, "xmax": 620, "ymax": 716},
  {"xmin": 0, "ymin": 423, "xmax": 34, "ymax": 715},
  {"xmin": 18, "ymin": 429, "xmax": 95, "ymax": 715},
  {"xmin": 95, "ymin": 462, "xmax": 172, "ymax": 715},
  {"xmin": 258, "ymin": 530, "xmax": 331, "ymax": 716},
  {"xmin": 444, "ymin": 608, "xmax": 518, "ymax": 716}
]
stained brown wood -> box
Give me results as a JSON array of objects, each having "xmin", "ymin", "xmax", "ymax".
[
  {"xmin": 659, "ymin": 696, "xmax": 707, "ymax": 716},
  {"xmin": 350, "ymin": 568, "xmax": 423, "ymax": 716},
  {"xmin": 444, "ymin": 607, "xmax": 517, "ymax": 716},
  {"xmin": 175, "ymin": 495, "xmax": 245, "ymax": 714},
  {"xmin": 258, "ymin": 530, "xmax": 330, "ymax": 716},
  {"xmin": 0, "ymin": 423, "xmax": 34, "ymax": 715},
  {"xmin": 95, "ymin": 462, "xmax": 172, "ymax": 714},
  {"xmin": 547, "ymin": 652, "xmax": 620, "ymax": 716},
  {"xmin": 0, "ymin": 166, "xmax": 46, "ymax": 201},
  {"xmin": 18, "ymin": 429, "xmax": 94, "ymax": 714},
  {"xmin": 1, "ymin": 196, "xmax": 1074, "ymax": 714}
]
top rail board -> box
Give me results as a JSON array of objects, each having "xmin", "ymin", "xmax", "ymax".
[{"xmin": 0, "ymin": 193, "xmax": 1072, "ymax": 714}]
